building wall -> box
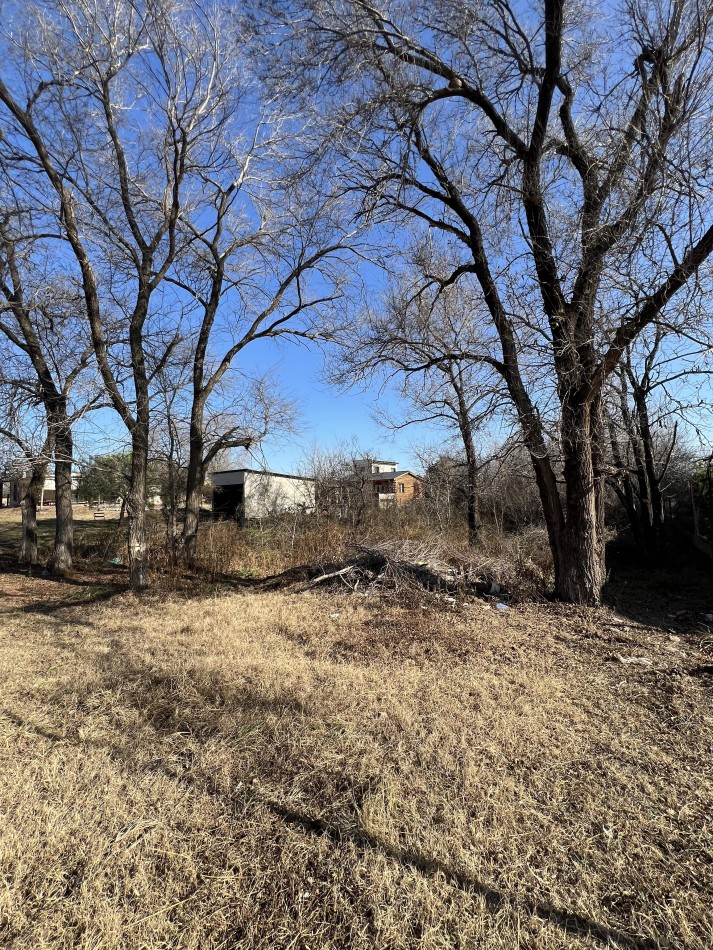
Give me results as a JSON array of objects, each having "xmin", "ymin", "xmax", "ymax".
[
  {"xmin": 371, "ymin": 473, "xmax": 423, "ymax": 506},
  {"xmin": 394, "ymin": 473, "xmax": 422, "ymax": 505},
  {"xmin": 244, "ymin": 472, "xmax": 315, "ymax": 519},
  {"xmin": 354, "ymin": 459, "xmax": 397, "ymax": 475},
  {"xmin": 211, "ymin": 470, "xmax": 315, "ymax": 521},
  {"xmin": 2, "ymin": 473, "xmax": 80, "ymax": 507}
]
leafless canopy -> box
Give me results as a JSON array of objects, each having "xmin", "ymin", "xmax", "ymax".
[{"xmin": 265, "ymin": 0, "xmax": 713, "ymax": 601}]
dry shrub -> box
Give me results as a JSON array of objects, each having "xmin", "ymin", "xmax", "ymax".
[
  {"xmin": 194, "ymin": 515, "xmax": 350, "ymax": 578},
  {"xmin": 191, "ymin": 515, "xmax": 555, "ymax": 600},
  {"xmin": 471, "ymin": 526, "xmax": 554, "ymax": 599}
]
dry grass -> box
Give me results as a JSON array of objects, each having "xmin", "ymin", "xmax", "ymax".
[
  {"xmin": 190, "ymin": 517, "xmax": 554, "ymax": 600},
  {"xmin": 0, "ymin": 568, "xmax": 711, "ymax": 950}
]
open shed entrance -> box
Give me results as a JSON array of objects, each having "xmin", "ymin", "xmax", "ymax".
[{"xmin": 213, "ymin": 483, "xmax": 245, "ymax": 522}]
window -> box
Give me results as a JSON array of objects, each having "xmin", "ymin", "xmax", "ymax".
[{"xmin": 399, "ymin": 483, "xmax": 405, "ymax": 493}]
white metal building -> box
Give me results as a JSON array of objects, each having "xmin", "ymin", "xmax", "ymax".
[{"xmin": 210, "ymin": 468, "xmax": 315, "ymax": 522}]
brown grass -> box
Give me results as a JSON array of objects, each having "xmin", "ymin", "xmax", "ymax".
[
  {"xmin": 189, "ymin": 516, "xmax": 554, "ymax": 600},
  {"xmin": 0, "ymin": 566, "xmax": 711, "ymax": 949}
]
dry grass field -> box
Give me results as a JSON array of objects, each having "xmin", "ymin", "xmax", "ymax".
[{"xmin": 0, "ymin": 545, "xmax": 711, "ymax": 950}]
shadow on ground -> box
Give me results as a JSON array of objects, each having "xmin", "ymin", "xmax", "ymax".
[
  {"xmin": 603, "ymin": 535, "xmax": 713, "ymax": 633},
  {"xmin": 8, "ymin": 639, "xmax": 674, "ymax": 950}
]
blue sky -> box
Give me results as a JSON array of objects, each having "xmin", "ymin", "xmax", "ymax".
[{"xmin": 73, "ymin": 335, "xmax": 443, "ymax": 476}]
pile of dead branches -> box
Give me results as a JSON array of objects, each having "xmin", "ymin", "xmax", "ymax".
[{"xmin": 305, "ymin": 540, "xmax": 505, "ymax": 599}]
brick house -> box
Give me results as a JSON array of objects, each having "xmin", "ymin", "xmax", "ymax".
[{"xmin": 354, "ymin": 459, "xmax": 424, "ymax": 507}]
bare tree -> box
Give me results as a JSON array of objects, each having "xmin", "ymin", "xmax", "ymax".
[
  {"xmin": 0, "ymin": 363, "xmax": 53, "ymax": 564},
  {"xmin": 300, "ymin": 440, "xmax": 381, "ymax": 528},
  {"xmin": 0, "ymin": 0, "xmax": 362, "ymax": 584},
  {"xmin": 0, "ymin": 0, "xmax": 245, "ymax": 587},
  {"xmin": 606, "ymin": 320, "xmax": 713, "ymax": 555},
  {"xmin": 0, "ymin": 210, "xmax": 99, "ymax": 572},
  {"xmin": 172, "ymin": 167, "xmax": 356, "ymax": 560},
  {"xmin": 270, "ymin": 0, "xmax": 713, "ymax": 602},
  {"xmin": 334, "ymin": 266, "xmax": 507, "ymax": 545}
]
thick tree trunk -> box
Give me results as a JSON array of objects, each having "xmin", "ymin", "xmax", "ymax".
[
  {"xmin": 20, "ymin": 465, "xmax": 47, "ymax": 565},
  {"xmin": 553, "ymin": 400, "xmax": 606, "ymax": 605},
  {"xmin": 48, "ymin": 410, "xmax": 74, "ymax": 575},
  {"xmin": 126, "ymin": 432, "xmax": 148, "ymax": 590},
  {"xmin": 182, "ymin": 478, "xmax": 204, "ymax": 560}
]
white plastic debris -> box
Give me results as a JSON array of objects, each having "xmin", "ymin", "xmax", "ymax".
[{"xmin": 615, "ymin": 655, "xmax": 653, "ymax": 666}]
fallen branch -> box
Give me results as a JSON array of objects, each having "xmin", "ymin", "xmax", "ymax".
[{"xmin": 307, "ymin": 565, "xmax": 356, "ymax": 587}]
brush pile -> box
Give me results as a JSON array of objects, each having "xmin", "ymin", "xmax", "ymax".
[{"xmin": 305, "ymin": 540, "xmax": 504, "ymax": 599}]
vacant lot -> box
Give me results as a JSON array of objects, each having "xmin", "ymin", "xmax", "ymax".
[{"xmin": 0, "ymin": 555, "xmax": 711, "ymax": 950}]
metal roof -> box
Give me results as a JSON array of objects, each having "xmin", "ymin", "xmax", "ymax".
[
  {"xmin": 367, "ymin": 470, "xmax": 422, "ymax": 481},
  {"xmin": 210, "ymin": 468, "xmax": 315, "ymax": 482}
]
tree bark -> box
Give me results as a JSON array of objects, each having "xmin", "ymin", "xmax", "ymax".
[
  {"xmin": 181, "ymin": 408, "xmax": 206, "ymax": 561},
  {"xmin": 461, "ymin": 431, "xmax": 479, "ymax": 547},
  {"xmin": 20, "ymin": 464, "xmax": 47, "ymax": 565},
  {"xmin": 632, "ymin": 386, "xmax": 665, "ymax": 554},
  {"xmin": 182, "ymin": 477, "xmax": 205, "ymax": 561},
  {"xmin": 607, "ymin": 415, "xmax": 647, "ymax": 552},
  {"xmin": 48, "ymin": 407, "xmax": 74, "ymax": 574},
  {"xmin": 451, "ymin": 369, "xmax": 480, "ymax": 547},
  {"xmin": 553, "ymin": 399, "xmax": 606, "ymax": 605},
  {"xmin": 126, "ymin": 431, "xmax": 149, "ymax": 589}
]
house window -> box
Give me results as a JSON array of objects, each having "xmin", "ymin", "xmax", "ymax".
[{"xmin": 399, "ymin": 483, "xmax": 405, "ymax": 493}]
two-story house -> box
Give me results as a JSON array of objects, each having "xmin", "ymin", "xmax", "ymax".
[{"xmin": 354, "ymin": 459, "xmax": 424, "ymax": 507}]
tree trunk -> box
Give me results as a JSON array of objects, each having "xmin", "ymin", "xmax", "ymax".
[
  {"xmin": 632, "ymin": 387, "xmax": 665, "ymax": 555},
  {"xmin": 181, "ymin": 415, "xmax": 205, "ymax": 561},
  {"xmin": 462, "ymin": 448, "xmax": 479, "ymax": 548},
  {"xmin": 48, "ymin": 410, "xmax": 74, "ymax": 574},
  {"xmin": 20, "ymin": 464, "xmax": 47, "ymax": 565},
  {"xmin": 126, "ymin": 432, "xmax": 148, "ymax": 590},
  {"xmin": 453, "ymin": 372, "xmax": 480, "ymax": 547},
  {"xmin": 553, "ymin": 400, "xmax": 606, "ymax": 605},
  {"xmin": 182, "ymin": 477, "xmax": 204, "ymax": 561},
  {"xmin": 466, "ymin": 478, "xmax": 479, "ymax": 547},
  {"xmin": 607, "ymin": 416, "xmax": 647, "ymax": 552}
]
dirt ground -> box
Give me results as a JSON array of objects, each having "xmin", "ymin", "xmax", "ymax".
[{"xmin": 0, "ymin": 552, "xmax": 711, "ymax": 949}]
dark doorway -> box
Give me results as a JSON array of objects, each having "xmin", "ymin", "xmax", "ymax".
[{"xmin": 213, "ymin": 483, "xmax": 245, "ymax": 521}]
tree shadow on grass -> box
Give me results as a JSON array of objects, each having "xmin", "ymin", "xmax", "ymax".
[
  {"xmin": 51, "ymin": 646, "xmax": 672, "ymax": 949},
  {"xmin": 3, "ymin": 635, "xmax": 676, "ymax": 950},
  {"xmin": 265, "ymin": 800, "xmax": 662, "ymax": 950},
  {"xmin": 20, "ymin": 584, "xmax": 126, "ymax": 616}
]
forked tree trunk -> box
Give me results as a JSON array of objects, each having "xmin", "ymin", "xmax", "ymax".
[{"xmin": 48, "ymin": 411, "xmax": 74, "ymax": 575}]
